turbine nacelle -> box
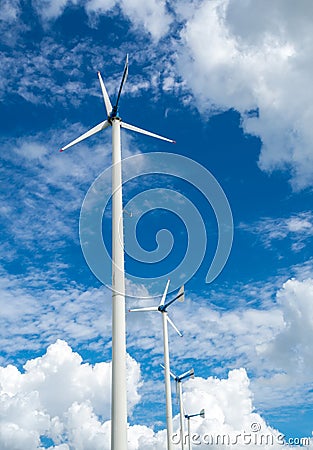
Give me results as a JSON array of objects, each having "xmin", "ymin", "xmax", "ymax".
[{"xmin": 185, "ymin": 408, "xmax": 205, "ymax": 420}]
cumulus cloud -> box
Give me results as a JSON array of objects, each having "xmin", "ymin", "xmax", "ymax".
[
  {"xmin": 1, "ymin": 258, "xmax": 312, "ymax": 417},
  {"xmin": 259, "ymin": 278, "xmax": 313, "ymax": 378},
  {"xmin": 176, "ymin": 0, "xmax": 313, "ymax": 189},
  {"xmin": 0, "ymin": 340, "xmax": 141, "ymax": 450},
  {"xmin": 1, "ymin": 343, "xmax": 303, "ymax": 449},
  {"xmin": 179, "ymin": 369, "xmax": 289, "ymax": 449}
]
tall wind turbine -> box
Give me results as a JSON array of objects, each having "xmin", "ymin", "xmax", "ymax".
[
  {"xmin": 129, "ymin": 282, "xmax": 184, "ymax": 450},
  {"xmin": 169, "ymin": 367, "xmax": 195, "ymax": 450},
  {"xmin": 60, "ymin": 56, "xmax": 175, "ymax": 450}
]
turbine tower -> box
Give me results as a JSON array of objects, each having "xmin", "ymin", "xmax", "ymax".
[
  {"xmin": 129, "ymin": 281, "xmax": 184, "ymax": 450},
  {"xmin": 169, "ymin": 367, "xmax": 195, "ymax": 450},
  {"xmin": 60, "ymin": 56, "xmax": 175, "ymax": 450}
]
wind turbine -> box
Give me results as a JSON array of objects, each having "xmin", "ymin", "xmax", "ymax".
[
  {"xmin": 129, "ymin": 281, "xmax": 184, "ymax": 450},
  {"xmin": 169, "ymin": 367, "xmax": 195, "ymax": 450},
  {"xmin": 60, "ymin": 56, "xmax": 175, "ymax": 450},
  {"xmin": 185, "ymin": 409, "xmax": 205, "ymax": 450}
]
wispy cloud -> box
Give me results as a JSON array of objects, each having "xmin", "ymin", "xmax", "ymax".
[{"xmin": 239, "ymin": 212, "xmax": 313, "ymax": 252}]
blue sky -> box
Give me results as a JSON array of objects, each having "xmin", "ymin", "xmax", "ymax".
[{"xmin": 1, "ymin": 0, "xmax": 313, "ymax": 448}]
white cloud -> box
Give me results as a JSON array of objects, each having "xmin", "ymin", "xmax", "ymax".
[
  {"xmin": 176, "ymin": 0, "xmax": 313, "ymax": 189},
  {"xmin": 33, "ymin": 0, "xmax": 172, "ymax": 40},
  {"xmin": 1, "ymin": 258, "xmax": 313, "ymax": 416},
  {"xmin": 178, "ymin": 368, "xmax": 305, "ymax": 449},
  {"xmin": 84, "ymin": 0, "xmax": 116, "ymax": 18},
  {"xmin": 1, "ymin": 343, "xmax": 304, "ymax": 449},
  {"xmin": 85, "ymin": 0, "xmax": 174, "ymax": 41},
  {"xmin": 0, "ymin": 340, "xmax": 142, "ymax": 450},
  {"xmin": 32, "ymin": 0, "xmax": 78, "ymax": 20},
  {"xmin": 0, "ymin": 0, "xmax": 25, "ymax": 45},
  {"xmin": 119, "ymin": 0, "xmax": 172, "ymax": 41},
  {"xmin": 239, "ymin": 212, "xmax": 313, "ymax": 252},
  {"xmin": 127, "ymin": 268, "xmax": 313, "ymax": 413},
  {"xmin": 259, "ymin": 278, "xmax": 313, "ymax": 378},
  {"xmin": 0, "ymin": 0, "xmax": 20, "ymax": 22}
]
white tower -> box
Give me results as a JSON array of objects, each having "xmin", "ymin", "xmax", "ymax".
[{"xmin": 60, "ymin": 56, "xmax": 175, "ymax": 450}]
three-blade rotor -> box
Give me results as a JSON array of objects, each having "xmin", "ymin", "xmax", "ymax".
[
  {"xmin": 164, "ymin": 365, "xmax": 194, "ymax": 407},
  {"xmin": 169, "ymin": 368, "xmax": 195, "ymax": 383},
  {"xmin": 129, "ymin": 281, "xmax": 184, "ymax": 337},
  {"xmin": 60, "ymin": 55, "xmax": 175, "ymax": 152}
]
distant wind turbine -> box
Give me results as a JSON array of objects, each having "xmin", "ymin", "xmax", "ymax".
[
  {"xmin": 185, "ymin": 409, "xmax": 205, "ymax": 450},
  {"xmin": 60, "ymin": 55, "xmax": 175, "ymax": 450},
  {"xmin": 169, "ymin": 367, "xmax": 195, "ymax": 450},
  {"xmin": 129, "ymin": 281, "xmax": 184, "ymax": 450}
]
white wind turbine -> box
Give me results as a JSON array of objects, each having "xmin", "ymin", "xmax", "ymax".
[
  {"xmin": 169, "ymin": 367, "xmax": 195, "ymax": 450},
  {"xmin": 60, "ymin": 56, "xmax": 175, "ymax": 450},
  {"xmin": 185, "ymin": 409, "xmax": 205, "ymax": 450},
  {"xmin": 129, "ymin": 281, "xmax": 184, "ymax": 450}
]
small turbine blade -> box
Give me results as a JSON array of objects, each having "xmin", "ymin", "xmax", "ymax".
[
  {"xmin": 179, "ymin": 368, "xmax": 194, "ymax": 381},
  {"xmin": 164, "ymin": 288, "xmax": 184, "ymax": 310},
  {"xmin": 160, "ymin": 279, "xmax": 170, "ymax": 307},
  {"xmin": 160, "ymin": 363, "xmax": 176, "ymax": 380},
  {"xmin": 177, "ymin": 285, "xmax": 185, "ymax": 302},
  {"xmin": 164, "ymin": 285, "xmax": 185, "ymax": 309},
  {"xmin": 121, "ymin": 122, "xmax": 176, "ymax": 143},
  {"xmin": 128, "ymin": 306, "xmax": 158, "ymax": 313},
  {"xmin": 160, "ymin": 364, "xmax": 177, "ymax": 380},
  {"xmin": 167, "ymin": 315, "xmax": 183, "ymax": 337},
  {"xmin": 97, "ymin": 71, "xmax": 113, "ymax": 116},
  {"xmin": 60, "ymin": 120, "xmax": 110, "ymax": 152}
]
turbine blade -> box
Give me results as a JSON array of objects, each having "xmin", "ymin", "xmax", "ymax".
[
  {"xmin": 167, "ymin": 315, "xmax": 183, "ymax": 337},
  {"xmin": 128, "ymin": 306, "xmax": 158, "ymax": 313},
  {"xmin": 114, "ymin": 54, "xmax": 129, "ymax": 111},
  {"xmin": 97, "ymin": 71, "xmax": 113, "ymax": 116},
  {"xmin": 163, "ymin": 285, "xmax": 185, "ymax": 310},
  {"xmin": 60, "ymin": 120, "xmax": 110, "ymax": 152},
  {"xmin": 177, "ymin": 285, "xmax": 185, "ymax": 302},
  {"xmin": 176, "ymin": 380, "xmax": 179, "ymax": 404},
  {"xmin": 121, "ymin": 122, "xmax": 175, "ymax": 144},
  {"xmin": 179, "ymin": 368, "xmax": 194, "ymax": 381},
  {"xmin": 160, "ymin": 363, "xmax": 176, "ymax": 380},
  {"xmin": 160, "ymin": 279, "xmax": 170, "ymax": 307}
]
